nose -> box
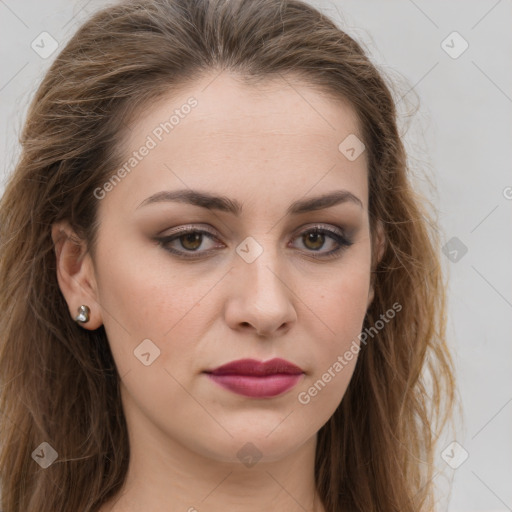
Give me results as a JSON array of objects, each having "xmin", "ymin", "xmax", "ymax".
[{"xmin": 224, "ymin": 242, "xmax": 297, "ymax": 338}]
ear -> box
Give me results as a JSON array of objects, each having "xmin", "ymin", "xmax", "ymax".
[
  {"xmin": 51, "ymin": 220, "xmax": 103, "ymax": 330},
  {"xmin": 367, "ymin": 219, "xmax": 386, "ymax": 308}
]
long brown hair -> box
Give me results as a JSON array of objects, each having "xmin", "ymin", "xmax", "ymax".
[{"xmin": 0, "ymin": 0, "xmax": 456, "ymax": 510}]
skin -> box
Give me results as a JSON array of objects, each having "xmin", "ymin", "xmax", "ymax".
[{"xmin": 52, "ymin": 70, "xmax": 385, "ymax": 512}]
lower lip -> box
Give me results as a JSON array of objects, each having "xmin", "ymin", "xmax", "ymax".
[{"xmin": 206, "ymin": 373, "xmax": 304, "ymax": 398}]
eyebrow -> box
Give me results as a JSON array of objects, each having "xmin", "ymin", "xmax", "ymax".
[{"xmin": 136, "ymin": 188, "xmax": 363, "ymax": 215}]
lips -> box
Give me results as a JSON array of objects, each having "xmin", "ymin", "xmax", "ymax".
[
  {"xmin": 204, "ymin": 358, "xmax": 304, "ymax": 398},
  {"xmin": 207, "ymin": 358, "xmax": 304, "ymax": 376}
]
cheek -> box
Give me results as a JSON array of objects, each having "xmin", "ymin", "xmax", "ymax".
[
  {"xmin": 93, "ymin": 235, "xmax": 216, "ymax": 377},
  {"xmin": 306, "ymin": 242, "xmax": 372, "ymax": 340},
  {"xmin": 296, "ymin": 244, "xmax": 371, "ymax": 395},
  {"xmin": 307, "ymin": 276, "xmax": 368, "ymax": 371},
  {"xmin": 320, "ymin": 269, "xmax": 370, "ymax": 322},
  {"xmin": 292, "ymin": 283, "xmax": 368, "ymax": 423}
]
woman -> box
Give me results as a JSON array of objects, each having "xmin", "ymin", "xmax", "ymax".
[{"xmin": 0, "ymin": 0, "xmax": 456, "ymax": 510}]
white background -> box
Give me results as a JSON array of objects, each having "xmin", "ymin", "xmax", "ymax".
[{"xmin": 1, "ymin": 1, "xmax": 511, "ymax": 511}]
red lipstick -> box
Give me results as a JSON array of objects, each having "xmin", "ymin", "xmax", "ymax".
[{"xmin": 204, "ymin": 358, "xmax": 304, "ymax": 398}]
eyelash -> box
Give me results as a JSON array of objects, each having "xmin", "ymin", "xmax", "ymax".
[{"xmin": 156, "ymin": 224, "xmax": 353, "ymax": 261}]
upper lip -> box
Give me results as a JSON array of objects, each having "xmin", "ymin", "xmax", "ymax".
[{"xmin": 205, "ymin": 358, "xmax": 304, "ymax": 376}]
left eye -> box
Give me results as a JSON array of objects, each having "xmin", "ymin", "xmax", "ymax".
[{"xmin": 157, "ymin": 225, "xmax": 353, "ymax": 260}]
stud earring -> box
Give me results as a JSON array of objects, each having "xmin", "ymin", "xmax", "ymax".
[{"xmin": 75, "ymin": 305, "xmax": 90, "ymax": 323}]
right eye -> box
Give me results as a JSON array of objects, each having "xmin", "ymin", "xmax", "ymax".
[{"xmin": 156, "ymin": 226, "xmax": 225, "ymax": 259}]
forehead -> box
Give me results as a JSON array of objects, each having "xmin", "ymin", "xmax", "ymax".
[{"xmin": 100, "ymin": 71, "xmax": 368, "ymax": 215}]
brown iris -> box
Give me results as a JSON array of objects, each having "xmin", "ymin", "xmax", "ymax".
[
  {"xmin": 179, "ymin": 232, "xmax": 203, "ymax": 250},
  {"xmin": 303, "ymin": 231, "xmax": 325, "ymax": 251}
]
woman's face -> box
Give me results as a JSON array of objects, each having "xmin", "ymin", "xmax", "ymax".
[{"xmin": 70, "ymin": 71, "xmax": 381, "ymax": 464}]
